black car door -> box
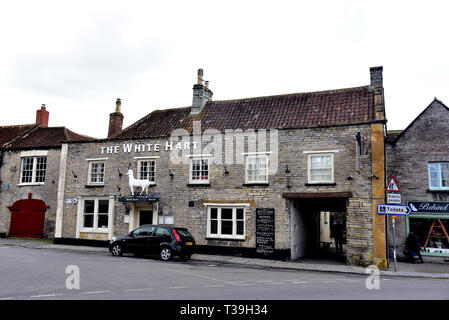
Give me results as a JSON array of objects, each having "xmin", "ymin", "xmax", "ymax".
[
  {"xmin": 150, "ymin": 227, "xmax": 172, "ymax": 254},
  {"xmin": 128, "ymin": 226, "xmax": 155, "ymax": 253}
]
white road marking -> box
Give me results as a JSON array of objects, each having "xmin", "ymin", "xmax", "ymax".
[
  {"xmin": 124, "ymin": 288, "xmax": 154, "ymax": 292},
  {"xmin": 81, "ymin": 290, "xmax": 111, "ymax": 295},
  {"xmin": 202, "ymin": 284, "xmax": 226, "ymax": 288},
  {"xmin": 30, "ymin": 293, "xmax": 64, "ymax": 298},
  {"xmin": 256, "ymin": 280, "xmax": 274, "ymax": 283},
  {"xmin": 167, "ymin": 286, "xmax": 190, "ymax": 289},
  {"xmin": 292, "ymin": 281, "xmax": 312, "ymax": 284},
  {"xmin": 264, "ymin": 282, "xmax": 283, "ymax": 285},
  {"xmin": 168, "ymin": 269, "xmax": 229, "ymax": 284},
  {"xmin": 232, "ymin": 283, "xmax": 254, "ymax": 286}
]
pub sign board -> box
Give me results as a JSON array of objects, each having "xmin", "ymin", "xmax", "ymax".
[
  {"xmin": 256, "ymin": 208, "xmax": 275, "ymax": 257},
  {"xmin": 117, "ymin": 194, "xmax": 160, "ymax": 203}
]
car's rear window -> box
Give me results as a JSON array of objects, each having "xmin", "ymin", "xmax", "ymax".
[{"xmin": 175, "ymin": 228, "xmax": 192, "ymax": 237}]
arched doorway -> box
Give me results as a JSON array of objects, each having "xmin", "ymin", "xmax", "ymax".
[{"xmin": 8, "ymin": 193, "xmax": 50, "ymax": 238}]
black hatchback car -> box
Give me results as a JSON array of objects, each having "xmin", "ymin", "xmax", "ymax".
[{"xmin": 109, "ymin": 225, "xmax": 195, "ymax": 261}]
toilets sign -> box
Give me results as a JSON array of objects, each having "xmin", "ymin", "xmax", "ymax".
[{"xmin": 377, "ymin": 204, "xmax": 411, "ymax": 216}]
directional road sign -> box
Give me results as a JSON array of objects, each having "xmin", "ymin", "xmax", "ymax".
[{"xmin": 377, "ymin": 204, "xmax": 411, "ymax": 216}]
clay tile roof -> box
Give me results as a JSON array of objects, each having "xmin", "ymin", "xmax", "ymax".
[
  {"xmin": 0, "ymin": 124, "xmax": 38, "ymax": 147},
  {"xmin": 6, "ymin": 126, "xmax": 95, "ymax": 150},
  {"xmin": 114, "ymin": 85, "xmax": 376, "ymax": 140}
]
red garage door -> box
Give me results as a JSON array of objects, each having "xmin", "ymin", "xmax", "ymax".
[{"xmin": 8, "ymin": 193, "xmax": 50, "ymax": 238}]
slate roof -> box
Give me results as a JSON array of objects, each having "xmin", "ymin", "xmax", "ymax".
[
  {"xmin": 113, "ymin": 85, "xmax": 377, "ymax": 140},
  {"xmin": 386, "ymin": 130, "xmax": 403, "ymax": 143},
  {"xmin": 0, "ymin": 124, "xmax": 38, "ymax": 147},
  {"xmin": 5, "ymin": 126, "xmax": 95, "ymax": 150}
]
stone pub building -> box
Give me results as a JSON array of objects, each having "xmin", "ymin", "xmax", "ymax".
[{"xmin": 55, "ymin": 67, "xmax": 387, "ymax": 267}]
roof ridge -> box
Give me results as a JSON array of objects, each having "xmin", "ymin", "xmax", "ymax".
[
  {"xmin": 209, "ymin": 85, "xmax": 370, "ymax": 104},
  {"xmin": 64, "ymin": 127, "xmax": 96, "ymax": 141},
  {"xmin": 0, "ymin": 123, "xmax": 36, "ymax": 128}
]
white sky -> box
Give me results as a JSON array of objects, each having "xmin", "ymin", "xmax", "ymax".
[{"xmin": 0, "ymin": 0, "xmax": 448, "ymax": 138}]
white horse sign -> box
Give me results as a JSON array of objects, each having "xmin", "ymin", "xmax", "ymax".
[{"xmin": 126, "ymin": 169, "xmax": 151, "ymax": 195}]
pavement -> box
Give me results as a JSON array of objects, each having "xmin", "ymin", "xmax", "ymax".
[{"xmin": 2, "ymin": 238, "xmax": 449, "ymax": 279}]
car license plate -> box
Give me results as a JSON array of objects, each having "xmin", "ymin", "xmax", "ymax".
[{"xmin": 186, "ymin": 242, "xmax": 193, "ymax": 246}]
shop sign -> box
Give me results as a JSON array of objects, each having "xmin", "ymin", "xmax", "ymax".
[
  {"xmin": 409, "ymin": 202, "xmax": 449, "ymax": 214},
  {"xmin": 377, "ymin": 204, "xmax": 411, "ymax": 216},
  {"xmin": 387, "ymin": 193, "xmax": 401, "ymax": 204},
  {"xmin": 117, "ymin": 194, "xmax": 160, "ymax": 203}
]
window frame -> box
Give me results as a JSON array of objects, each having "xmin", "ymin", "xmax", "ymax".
[
  {"xmin": 206, "ymin": 206, "xmax": 247, "ymax": 240},
  {"xmin": 428, "ymin": 162, "xmax": 449, "ymax": 190},
  {"xmin": 189, "ymin": 157, "xmax": 210, "ymax": 184},
  {"xmin": 87, "ymin": 160, "xmax": 106, "ymax": 186},
  {"xmin": 137, "ymin": 159, "xmax": 156, "ymax": 184},
  {"xmin": 245, "ymin": 154, "xmax": 269, "ymax": 184},
  {"xmin": 307, "ymin": 153, "xmax": 335, "ymax": 184},
  {"xmin": 80, "ymin": 198, "xmax": 111, "ymax": 233},
  {"xmin": 18, "ymin": 156, "xmax": 47, "ymax": 185}
]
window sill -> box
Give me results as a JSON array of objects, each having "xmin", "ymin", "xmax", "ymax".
[
  {"xmin": 206, "ymin": 237, "xmax": 246, "ymax": 242},
  {"xmin": 427, "ymin": 189, "xmax": 449, "ymax": 193},
  {"xmin": 187, "ymin": 183, "xmax": 210, "ymax": 187},
  {"xmin": 17, "ymin": 183, "xmax": 45, "ymax": 187},
  {"xmin": 80, "ymin": 229, "xmax": 109, "ymax": 234},
  {"xmin": 243, "ymin": 183, "xmax": 269, "ymax": 187},
  {"xmin": 305, "ymin": 183, "xmax": 336, "ymax": 186}
]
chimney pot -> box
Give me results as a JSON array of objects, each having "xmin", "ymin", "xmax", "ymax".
[
  {"xmin": 116, "ymin": 98, "xmax": 122, "ymax": 113},
  {"xmin": 197, "ymin": 68, "xmax": 204, "ymax": 85}
]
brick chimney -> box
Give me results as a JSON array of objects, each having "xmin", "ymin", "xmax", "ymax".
[
  {"xmin": 191, "ymin": 68, "xmax": 213, "ymax": 115},
  {"xmin": 36, "ymin": 104, "xmax": 49, "ymax": 127},
  {"xmin": 369, "ymin": 66, "xmax": 385, "ymax": 121},
  {"xmin": 107, "ymin": 98, "xmax": 124, "ymax": 138}
]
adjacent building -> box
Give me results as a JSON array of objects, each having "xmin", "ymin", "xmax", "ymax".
[
  {"xmin": 55, "ymin": 67, "xmax": 388, "ymax": 267},
  {"xmin": 386, "ymin": 98, "xmax": 449, "ymax": 262},
  {"xmin": 0, "ymin": 106, "xmax": 93, "ymax": 238}
]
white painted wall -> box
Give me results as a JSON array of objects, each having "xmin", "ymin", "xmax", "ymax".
[{"xmin": 290, "ymin": 201, "xmax": 308, "ymax": 260}]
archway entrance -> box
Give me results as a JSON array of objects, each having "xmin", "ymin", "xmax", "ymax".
[
  {"xmin": 287, "ymin": 193, "xmax": 349, "ymax": 262},
  {"xmin": 8, "ymin": 193, "xmax": 49, "ymax": 238}
]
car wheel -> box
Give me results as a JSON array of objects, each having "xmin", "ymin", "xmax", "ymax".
[
  {"xmin": 160, "ymin": 247, "xmax": 173, "ymax": 261},
  {"xmin": 111, "ymin": 243, "xmax": 123, "ymax": 256}
]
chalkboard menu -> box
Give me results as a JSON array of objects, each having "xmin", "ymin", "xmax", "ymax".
[{"xmin": 256, "ymin": 208, "xmax": 275, "ymax": 257}]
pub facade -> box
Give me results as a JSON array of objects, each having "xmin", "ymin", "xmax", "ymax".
[{"xmin": 55, "ymin": 67, "xmax": 388, "ymax": 267}]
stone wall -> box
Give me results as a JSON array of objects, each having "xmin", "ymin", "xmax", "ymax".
[{"xmin": 0, "ymin": 148, "xmax": 61, "ymax": 238}]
